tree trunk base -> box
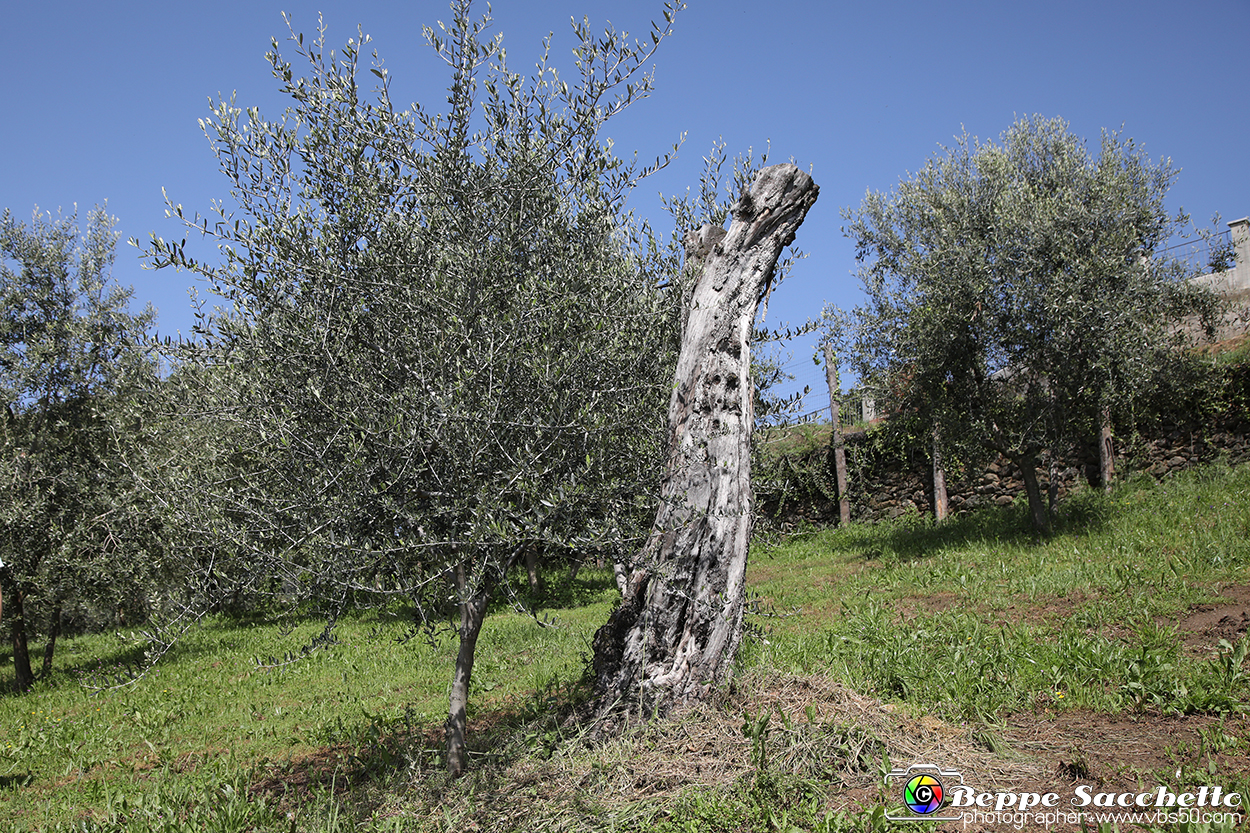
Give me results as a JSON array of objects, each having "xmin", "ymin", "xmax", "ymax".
[
  {"xmin": 10, "ymin": 591, "xmax": 34, "ymax": 693},
  {"xmin": 446, "ymin": 567, "xmax": 490, "ymax": 778}
]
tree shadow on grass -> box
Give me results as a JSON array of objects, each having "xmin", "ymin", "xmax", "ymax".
[
  {"xmin": 0, "ymin": 622, "xmax": 248, "ymax": 699},
  {"xmin": 488, "ymin": 563, "xmax": 618, "ymax": 620},
  {"xmin": 0, "ymin": 772, "xmax": 34, "ymax": 790},
  {"xmin": 249, "ymin": 673, "xmax": 597, "ymax": 821},
  {"xmin": 0, "ymin": 639, "xmax": 150, "ymax": 698},
  {"xmin": 528, "ymin": 565, "xmax": 618, "ymax": 609},
  {"xmin": 830, "ymin": 489, "xmax": 1114, "ymax": 565}
]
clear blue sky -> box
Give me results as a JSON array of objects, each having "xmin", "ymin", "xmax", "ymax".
[{"xmin": 4, "ymin": 0, "xmax": 1247, "ymax": 413}]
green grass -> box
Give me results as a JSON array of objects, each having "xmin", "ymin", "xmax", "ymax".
[
  {"xmin": 2, "ymin": 463, "xmax": 1249, "ymax": 831},
  {"xmin": 755, "ymin": 420, "xmax": 834, "ymax": 460},
  {"xmin": 1, "ymin": 577, "xmax": 618, "ymax": 831},
  {"xmin": 744, "ymin": 464, "xmax": 1250, "ymax": 719}
]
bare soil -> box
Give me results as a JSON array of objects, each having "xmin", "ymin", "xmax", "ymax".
[{"xmin": 1176, "ymin": 583, "xmax": 1250, "ymax": 658}]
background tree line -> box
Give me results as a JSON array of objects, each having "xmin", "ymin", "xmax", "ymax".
[{"xmin": 1, "ymin": 205, "xmax": 169, "ymax": 693}]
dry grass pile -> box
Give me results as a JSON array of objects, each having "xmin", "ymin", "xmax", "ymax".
[{"xmin": 376, "ymin": 671, "xmax": 1051, "ymax": 831}]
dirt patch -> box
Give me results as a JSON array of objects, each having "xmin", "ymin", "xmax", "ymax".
[
  {"xmin": 1013, "ymin": 590, "xmax": 1105, "ymax": 628},
  {"xmin": 249, "ymin": 742, "xmax": 370, "ymax": 810},
  {"xmin": 1003, "ymin": 710, "xmax": 1244, "ymax": 784},
  {"xmin": 894, "ymin": 591, "xmax": 962, "ymax": 618},
  {"xmin": 1175, "ymin": 584, "xmax": 1250, "ymax": 657},
  {"xmin": 935, "ymin": 710, "xmax": 1250, "ymax": 832},
  {"xmin": 892, "ymin": 589, "xmax": 1106, "ymax": 630}
]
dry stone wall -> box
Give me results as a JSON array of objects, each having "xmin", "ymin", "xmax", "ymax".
[{"xmin": 762, "ymin": 423, "xmax": 1250, "ymax": 527}]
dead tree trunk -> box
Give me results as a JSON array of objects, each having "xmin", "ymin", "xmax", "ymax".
[
  {"xmin": 822, "ymin": 343, "xmax": 851, "ymax": 525},
  {"xmin": 592, "ymin": 164, "xmax": 818, "ymax": 712}
]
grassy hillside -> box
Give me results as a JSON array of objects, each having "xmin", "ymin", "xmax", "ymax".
[{"xmin": 3, "ymin": 464, "xmax": 1249, "ymax": 831}]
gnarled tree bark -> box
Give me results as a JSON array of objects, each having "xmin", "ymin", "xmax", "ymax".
[{"xmin": 593, "ymin": 164, "xmax": 818, "ymax": 712}]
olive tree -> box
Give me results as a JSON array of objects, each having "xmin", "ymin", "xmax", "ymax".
[
  {"xmin": 1, "ymin": 205, "xmax": 161, "ymax": 691},
  {"xmin": 839, "ymin": 116, "xmax": 1221, "ymax": 534},
  {"xmin": 142, "ymin": 1, "xmax": 683, "ymax": 774}
]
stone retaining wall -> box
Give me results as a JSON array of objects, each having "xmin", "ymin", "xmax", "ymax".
[{"xmin": 761, "ymin": 424, "xmax": 1250, "ymax": 526}]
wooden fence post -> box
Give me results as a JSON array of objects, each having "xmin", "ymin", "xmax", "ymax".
[
  {"xmin": 932, "ymin": 424, "xmax": 949, "ymax": 521},
  {"xmin": 1099, "ymin": 407, "xmax": 1115, "ymax": 494},
  {"xmin": 822, "ymin": 343, "xmax": 851, "ymax": 525}
]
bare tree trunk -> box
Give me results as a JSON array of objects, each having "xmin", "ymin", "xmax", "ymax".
[
  {"xmin": 40, "ymin": 603, "xmax": 61, "ymax": 679},
  {"xmin": 1099, "ymin": 407, "xmax": 1115, "ymax": 494},
  {"xmin": 446, "ymin": 560, "xmax": 490, "ymax": 778},
  {"xmin": 822, "ymin": 343, "xmax": 851, "ymax": 525},
  {"xmin": 932, "ymin": 424, "xmax": 948, "ymax": 522},
  {"xmin": 524, "ymin": 546, "xmax": 541, "ymax": 597},
  {"xmin": 593, "ymin": 164, "xmax": 818, "ymax": 712},
  {"xmin": 10, "ymin": 590, "xmax": 34, "ymax": 693},
  {"xmin": 613, "ymin": 559, "xmax": 629, "ymax": 596}
]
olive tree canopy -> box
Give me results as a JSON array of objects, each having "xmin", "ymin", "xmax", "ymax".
[
  {"xmin": 2, "ymin": 205, "xmax": 161, "ymax": 692},
  {"xmin": 838, "ymin": 116, "xmax": 1220, "ymax": 533},
  {"xmin": 142, "ymin": 0, "xmax": 683, "ymax": 774}
]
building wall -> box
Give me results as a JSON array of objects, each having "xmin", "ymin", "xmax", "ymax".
[{"xmin": 1190, "ymin": 217, "xmax": 1250, "ymax": 344}]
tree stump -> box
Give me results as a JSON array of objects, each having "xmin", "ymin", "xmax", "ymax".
[{"xmin": 592, "ymin": 163, "xmax": 818, "ymax": 711}]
